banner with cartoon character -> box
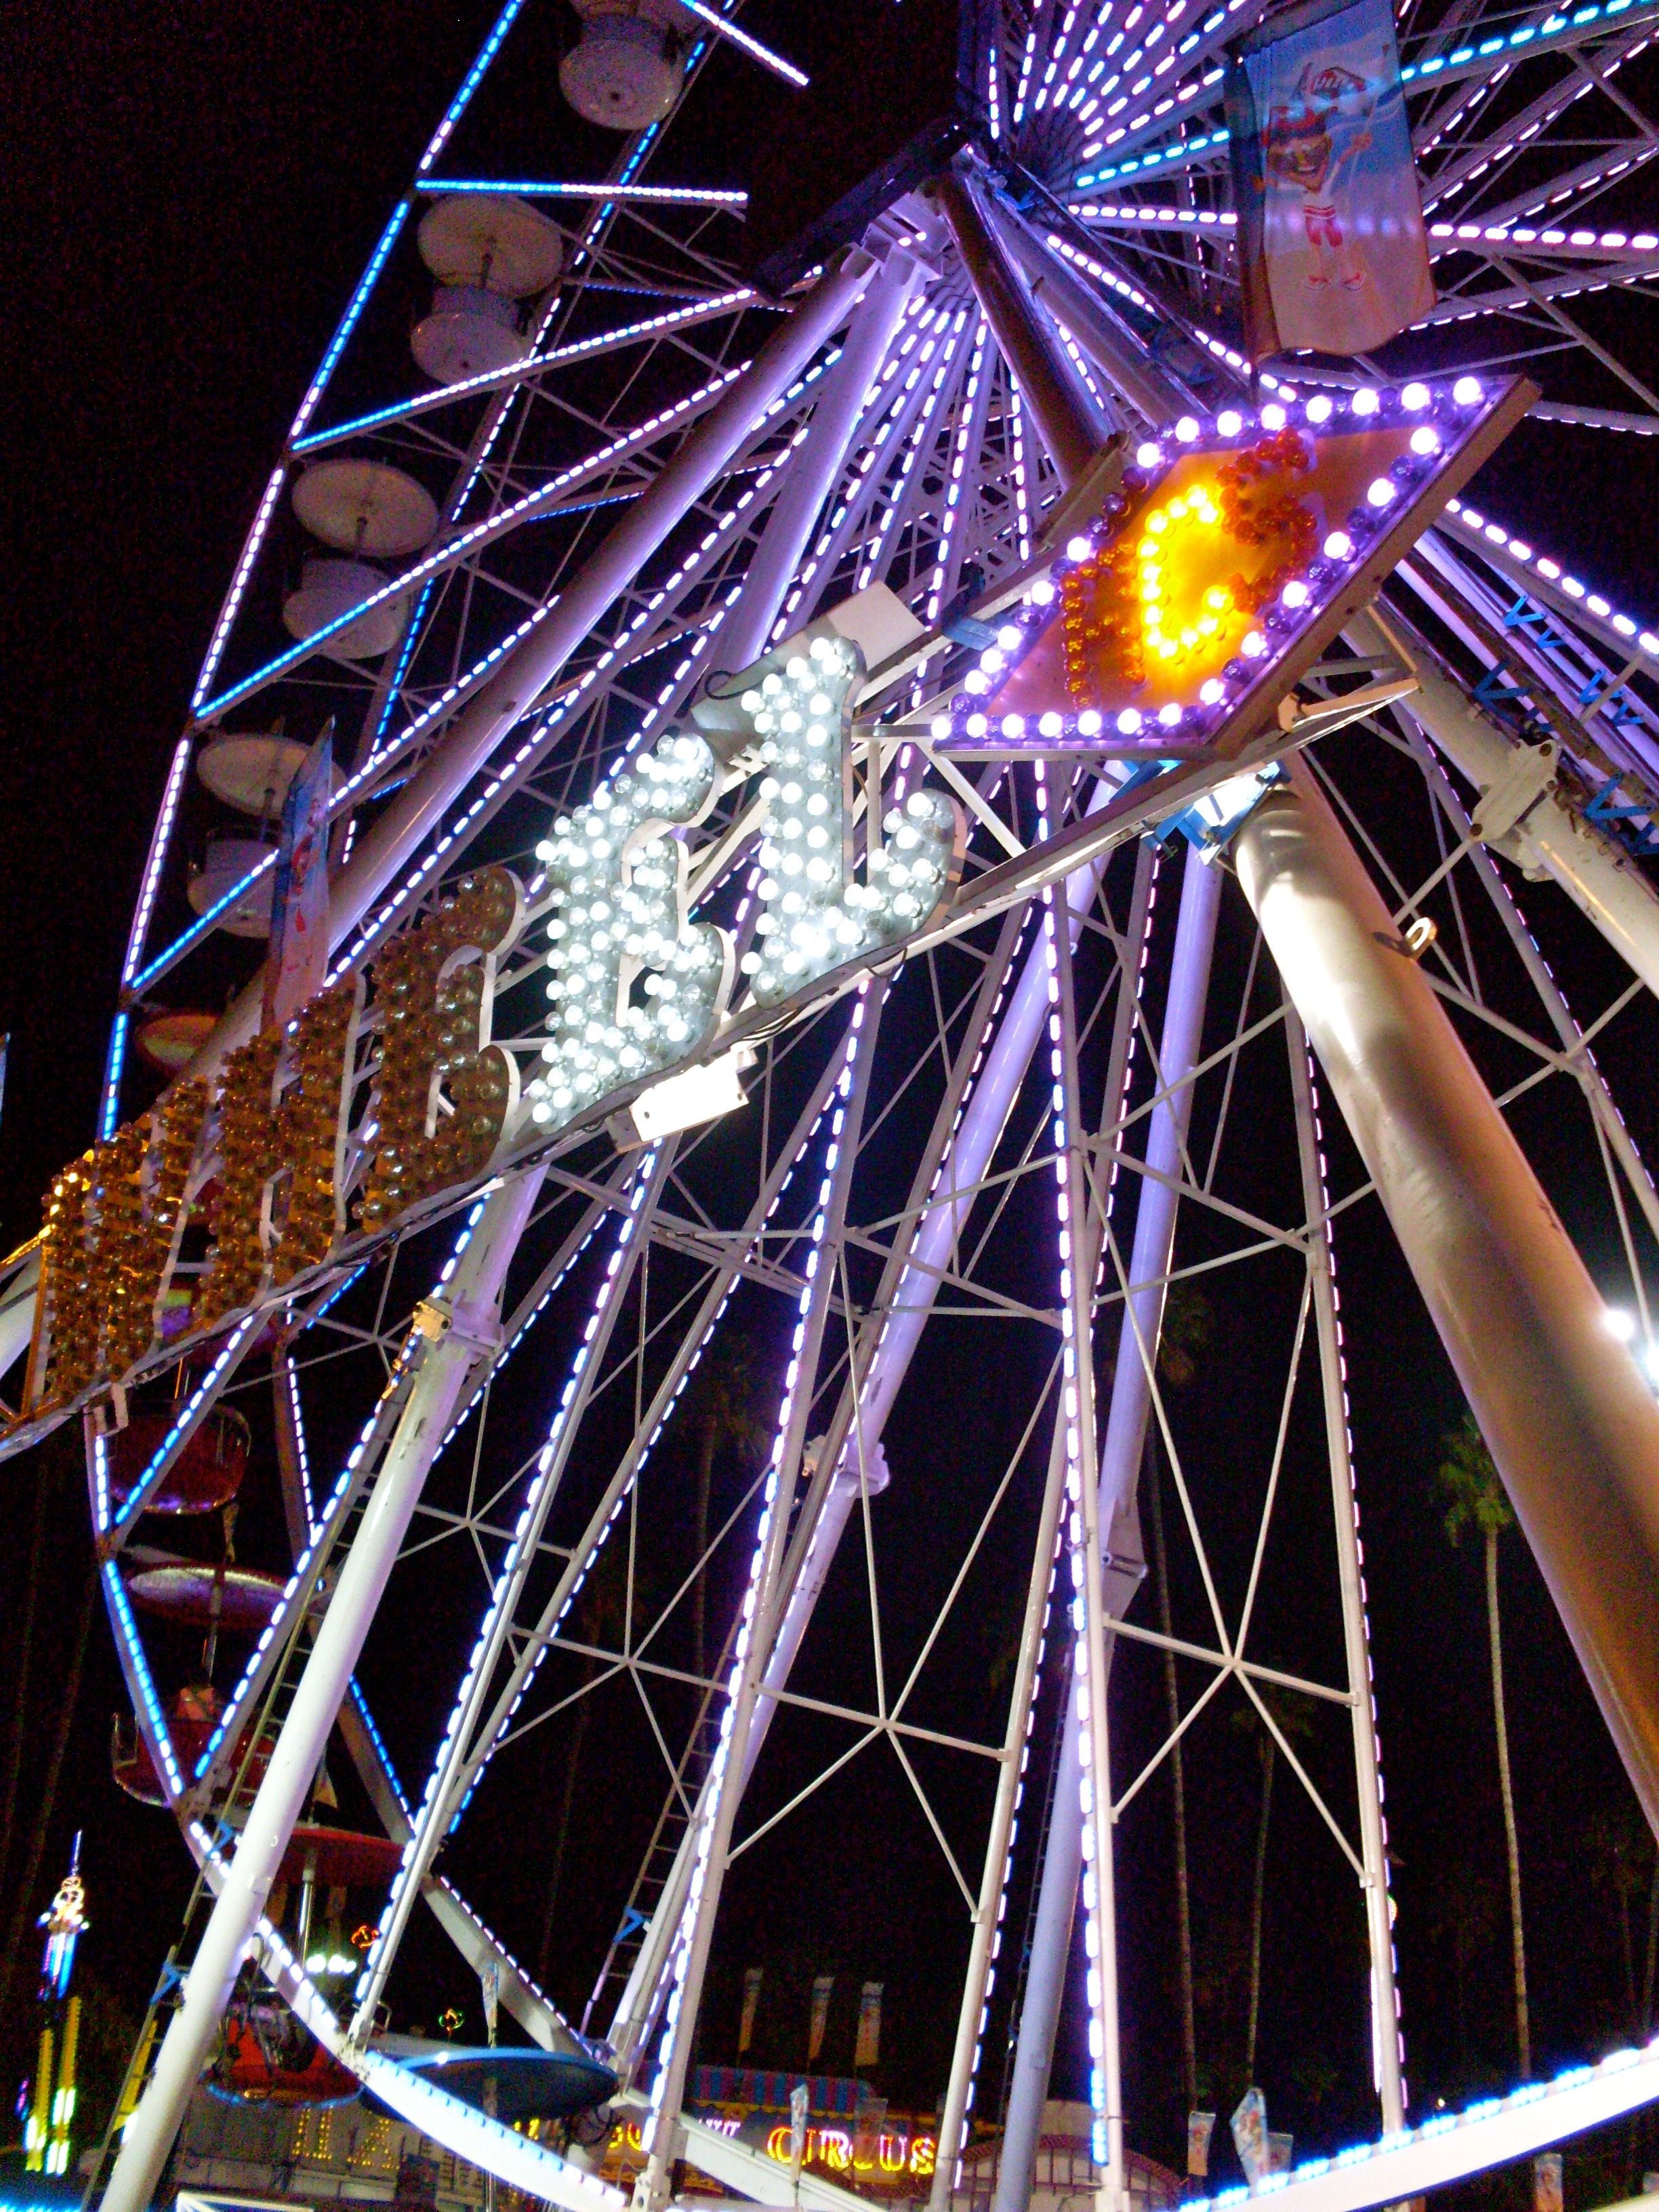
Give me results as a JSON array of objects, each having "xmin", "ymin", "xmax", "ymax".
[{"xmin": 1226, "ymin": 0, "xmax": 1434, "ymax": 358}]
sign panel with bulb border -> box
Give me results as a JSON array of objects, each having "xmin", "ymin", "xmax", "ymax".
[
  {"xmin": 931, "ymin": 371, "xmax": 1535, "ymax": 763},
  {"xmin": 1, "ymin": 373, "xmax": 1531, "ymax": 1458}
]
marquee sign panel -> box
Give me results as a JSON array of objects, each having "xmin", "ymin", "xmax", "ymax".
[{"xmin": 934, "ymin": 372, "xmax": 1534, "ymax": 758}]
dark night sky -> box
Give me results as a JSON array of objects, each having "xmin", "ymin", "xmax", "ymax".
[{"xmin": 3, "ymin": 1, "xmax": 1659, "ymax": 2197}]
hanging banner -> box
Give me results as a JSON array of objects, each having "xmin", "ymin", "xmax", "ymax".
[
  {"xmin": 1187, "ymin": 2110, "xmax": 1216, "ymax": 2178},
  {"xmin": 1226, "ymin": 0, "xmax": 1434, "ymax": 359},
  {"xmin": 854, "ymin": 1982, "xmax": 884, "ymax": 2070},
  {"xmin": 808, "ymin": 1975, "xmax": 835, "ymax": 2064},
  {"xmin": 262, "ymin": 722, "xmax": 335, "ymax": 1036},
  {"xmin": 1268, "ymin": 2131, "xmax": 1295, "ymax": 2175},
  {"xmin": 1534, "ymin": 2153, "xmax": 1564, "ymax": 2212},
  {"xmin": 1231, "ymin": 2087, "xmax": 1270, "ymax": 2186},
  {"xmin": 789, "ymin": 2081, "xmax": 810, "ymax": 2198},
  {"xmin": 852, "ymin": 2089, "xmax": 888, "ymax": 2173},
  {"xmin": 740, "ymin": 1967, "xmax": 764, "ymax": 2055}
]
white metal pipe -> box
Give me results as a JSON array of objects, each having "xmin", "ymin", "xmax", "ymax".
[
  {"xmin": 636, "ymin": 999, "xmax": 884, "ymax": 2209},
  {"xmin": 1354, "ymin": 605, "xmax": 1659, "ymax": 1000},
  {"xmin": 1286, "ymin": 1008, "xmax": 1406, "ymax": 2131},
  {"xmin": 1236, "ymin": 766, "xmax": 1659, "ymax": 1835},
  {"xmin": 928, "ymin": 1401, "xmax": 1071, "ymax": 2212},
  {"xmin": 716, "ymin": 249, "xmax": 923, "ymax": 674},
  {"xmin": 99, "ymin": 1166, "xmax": 546, "ymax": 2212},
  {"xmin": 994, "ymin": 849, "xmax": 1221, "ymax": 2212},
  {"xmin": 182, "ymin": 253, "xmax": 879, "ymax": 1084},
  {"xmin": 611, "ymin": 801, "xmax": 1131, "ymax": 2056}
]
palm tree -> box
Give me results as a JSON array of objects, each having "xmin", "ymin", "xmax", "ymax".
[
  {"xmin": 1437, "ymin": 1413, "xmax": 1530, "ymax": 2078},
  {"xmin": 1144, "ymin": 1279, "xmax": 1212, "ymax": 2118},
  {"xmin": 1587, "ymin": 1803, "xmax": 1656, "ymax": 2045},
  {"xmin": 1233, "ymin": 1684, "xmax": 1315, "ymax": 2085}
]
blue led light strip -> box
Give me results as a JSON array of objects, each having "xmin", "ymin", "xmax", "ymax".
[
  {"xmin": 292, "ymin": 290, "xmax": 756, "ymax": 455},
  {"xmin": 1073, "ymin": 0, "xmax": 1659, "ymax": 186},
  {"xmin": 196, "ymin": 363, "xmax": 748, "ymax": 722},
  {"xmin": 420, "ymin": 178, "xmax": 748, "ymax": 205}
]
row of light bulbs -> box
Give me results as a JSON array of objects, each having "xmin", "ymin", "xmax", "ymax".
[
  {"xmin": 525, "ymin": 639, "xmax": 962, "ymax": 1127},
  {"xmin": 740, "ymin": 635, "xmax": 958, "ymax": 1006}
]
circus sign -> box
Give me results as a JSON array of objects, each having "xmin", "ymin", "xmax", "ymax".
[{"xmin": 8, "ymin": 374, "xmax": 1525, "ymax": 1451}]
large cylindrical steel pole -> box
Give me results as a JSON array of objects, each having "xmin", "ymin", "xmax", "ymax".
[
  {"xmin": 99, "ymin": 1166, "xmax": 548, "ymax": 2212},
  {"xmin": 1235, "ymin": 766, "xmax": 1659, "ymax": 1835},
  {"xmin": 983, "ymin": 203, "xmax": 1193, "ymax": 428},
  {"xmin": 994, "ymin": 850, "xmax": 1221, "ymax": 2212},
  {"xmin": 935, "ymin": 171, "xmax": 1107, "ymax": 490},
  {"xmin": 184, "ymin": 253, "xmax": 879, "ymax": 1082}
]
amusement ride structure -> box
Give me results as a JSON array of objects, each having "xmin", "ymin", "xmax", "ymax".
[{"xmin": 7, "ymin": 1, "xmax": 1659, "ymax": 2209}]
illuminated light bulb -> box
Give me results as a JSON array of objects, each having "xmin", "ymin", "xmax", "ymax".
[
  {"xmin": 1198, "ymin": 614, "xmax": 1218, "ymax": 637},
  {"xmin": 1453, "ymin": 375, "xmax": 1483, "ymax": 406},
  {"xmin": 1117, "ymin": 709, "xmax": 1143, "ymax": 735},
  {"xmin": 1324, "ymin": 531, "xmax": 1352, "ymax": 559},
  {"xmin": 1175, "ymin": 415, "xmax": 1200, "ymax": 442},
  {"xmin": 980, "ymin": 647, "xmax": 1005, "ymax": 673},
  {"xmin": 996, "ymin": 625, "xmax": 1021, "ymax": 651},
  {"xmin": 1200, "ymin": 678, "xmax": 1225, "ymax": 703},
  {"xmin": 1242, "ymin": 631, "xmax": 1267, "ymax": 658},
  {"xmin": 741, "ymin": 689, "xmax": 763, "ymax": 712},
  {"xmin": 1159, "ymin": 702, "xmax": 1183, "ymax": 726},
  {"xmin": 1002, "ymin": 714, "xmax": 1025, "ymax": 738},
  {"xmin": 1307, "ymin": 394, "xmax": 1332, "ymax": 424},
  {"xmin": 1367, "ymin": 478, "xmax": 1396, "ymax": 506},
  {"xmin": 966, "ymin": 712, "xmax": 989, "ymax": 737},
  {"xmin": 1136, "ymin": 441, "xmax": 1163, "ymax": 467},
  {"xmin": 1079, "ymin": 709, "xmax": 1103, "ymax": 736},
  {"xmin": 1031, "ymin": 579, "xmax": 1055, "ymax": 605},
  {"xmin": 1410, "ymin": 426, "xmax": 1440, "ymax": 455},
  {"xmin": 1261, "ymin": 403, "xmax": 1286, "ymax": 430},
  {"xmin": 930, "ymin": 714, "xmax": 951, "ymax": 740},
  {"xmin": 1039, "ymin": 711, "xmax": 1064, "ymax": 737},
  {"xmin": 1282, "ymin": 581, "xmax": 1309, "ymax": 608},
  {"xmin": 1401, "ymin": 382, "xmax": 1430, "ymax": 412},
  {"xmin": 1605, "ymin": 1307, "xmax": 1637, "ymax": 1342},
  {"xmin": 1067, "ymin": 535, "xmax": 1093, "ymax": 560},
  {"xmin": 964, "ymin": 670, "xmax": 988, "ymax": 694},
  {"xmin": 1204, "ymin": 586, "xmax": 1229, "ymax": 611},
  {"xmin": 1216, "ymin": 410, "xmax": 1242, "ymax": 436},
  {"xmin": 1351, "ymin": 387, "xmax": 1379, "ymax": 416}
]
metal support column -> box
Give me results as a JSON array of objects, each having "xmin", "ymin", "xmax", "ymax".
[
  {"xmin": 936, "ymin": 171, "xmax": 1107, "ymax": 490},
  {"xmin": 634, "ymin": 995, "xmax": 886, "ymax": 2211},
  {"xmin": 1051, "ymin": 867, "xmax": 1127, "ymax": 2212},
  {"xmin": 984, "ymin": 203, "xmax": 1193, "ymax": 428},
  {"xmin": 1285, "ymin": 1008, "xmax": 1406, "ymax": 2132},
  {"xmin": 609, "ymin": 806, "xmax": 1144, "ymax": 2068},
  {"xmin": 995, "ymin": 846, "xmax": 1221, "ymax": 2212},
  {"xmin": 1235, "ymin": 765, "xmax": 1659, "ymax": 1836},
  {"xmin": 100, "ymin": 1165, "xmax": 548, "ymax": 2212},
  {"xmin": 350, "ymin": 1153, "xmax": 668, "ymax": 2034},
  {"xmin": 928, "ymin": 1366, "xmax": 1072, "ymax": 2212}
]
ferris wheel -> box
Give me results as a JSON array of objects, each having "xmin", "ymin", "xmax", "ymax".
[{"xmin": 14, "ymin": 3, "xmax": 1659, "ymax": 2211}]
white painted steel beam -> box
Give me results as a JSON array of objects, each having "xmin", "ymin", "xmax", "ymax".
[
  {"xmin": 995, "ymin": 849, "xmax": 1221, "ymax": 2212},
  {"xmin": 100, "ymin": 1166, "xmax": 548, "ymax": 2212},
  {"xmin": 1235, "ymin": 766, "xmax": 1659, "ymax": 1835}
]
